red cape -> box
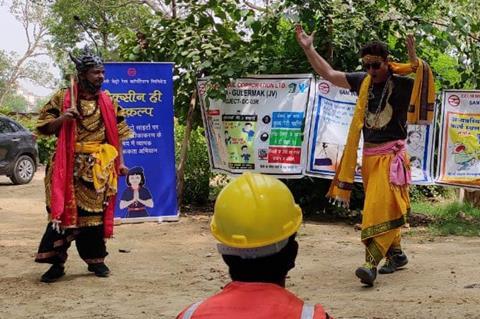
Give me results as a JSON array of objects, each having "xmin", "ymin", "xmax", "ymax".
[{"xmin": 50, "ymin": 86, "xmax": 120, "ymax": 238}]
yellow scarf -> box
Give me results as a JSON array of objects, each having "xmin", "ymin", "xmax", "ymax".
[
  {"xmin": 75, "ymin": 142, "xmax": 119, "ymax": 196},
  {"xmin": 327, "ymin": 59, "xmax": 435, "ymax": 207}
]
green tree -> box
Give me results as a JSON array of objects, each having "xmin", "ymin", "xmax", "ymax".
[
  {"xmin": 0, "ymin": 0, "xmax": 55, "ymax": 106},
  {"xmin": 116, "ymin": 1, "xmax": 308, "ymax": 122},
  {"xmin": 43, "ymin": 0, "xmax": 480, "ymax": 207},
  {"xmin": 283, "ymin": 0, "xmax": 479, "ymax": 88},
  {"xmin": 44, "ymin": 0, "xmax": 154, "ymax": 60},
  {"xmin": 43, "ymin": 0, "xmax": 480, "ymax": 114},
  {"xmin": 115, "ymin": 0, "xmax": 480, "ymax": 209},
  {"xmin": 1, "ymin": 92, "xmax": 29, "ymax": 113},
  {"xmin": 0, "ymin": 50, "xmax": 12, "ymax": 96}
]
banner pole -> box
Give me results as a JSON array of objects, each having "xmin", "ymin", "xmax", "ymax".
[{"xmin": 176, "ymin": 89, "xmax": 197, "ymax": 210}]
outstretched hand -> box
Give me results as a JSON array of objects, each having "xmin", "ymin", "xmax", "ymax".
[
  {"xmin": 406, "ymin": 34, "xmax": 418, "ymax": 65},
  {"xmin": 295, "ymin": 24, "xmax": 315, "ymax": 50}
]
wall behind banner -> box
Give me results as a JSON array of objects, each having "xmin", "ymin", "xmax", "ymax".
[{"xmin": 103, "ymin": 62, "xmax": 178, "ymax": 222}]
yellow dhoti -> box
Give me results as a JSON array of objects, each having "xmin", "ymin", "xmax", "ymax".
[{"xmin": 361, "ymin": 150, "xmax": 410, "ymax": 265}]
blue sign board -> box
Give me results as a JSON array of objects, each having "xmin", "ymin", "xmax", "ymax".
[{"xmin": 103, "ymin": 62, "xmax": 177, "ymax": 222}]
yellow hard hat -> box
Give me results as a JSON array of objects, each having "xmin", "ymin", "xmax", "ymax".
[{"xmin": 211, "ymin": 172, "xmax": 302, "ymax": 249}]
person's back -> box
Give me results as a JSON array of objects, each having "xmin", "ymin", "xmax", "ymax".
[
  {"xmin": 177, "ymin": 281, "xmax": 330, "ymax": 319},
  {"xmin": 176, "ymin": 173, "xmax": 333, "ymax": 319}
]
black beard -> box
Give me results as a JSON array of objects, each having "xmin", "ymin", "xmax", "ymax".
[{"xmin": 79, "ymin": 78, "xmax": 102, "ymax": 94}]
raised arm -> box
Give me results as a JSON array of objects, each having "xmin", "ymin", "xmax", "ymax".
[
  {"xmin": 406, "ymin": 34, "xmax": 419, "ymax": 66},
  {"xmin": 295, "ymin": 24, "xmax": 351, "ymax": 89}
]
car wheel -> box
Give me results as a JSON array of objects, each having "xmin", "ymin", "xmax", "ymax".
[{"xmin": 10, "ymin": 155, "xmax": 35, "ymax": 185}]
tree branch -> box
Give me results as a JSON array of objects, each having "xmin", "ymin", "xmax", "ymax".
[
  {"xmin": 28, "ymin": 52, "xmax": 49, "ymax": 58},
  {"xmin": 0, "ymin": 0, "xmax": 51, "ymax": 105},
  {"xmin": 89, "ymin": 0, "xmax": 144, "ymax": 11},
  {"xmin": 171, "ymin": 0, "xmax": 177, "ymax": 19},
  {"xmin": 381, "ymin": 16, "xmax": 480, "ymax": 43},
  {"xmin": 140, "ymin": 0, "xmax": 170, "ymax": 16},
  {"xmin": 243, "ymin": 0, "xmax": 266, "ymax": 11},
  {"xmin": 21, "ymin": 1, "xmax": 32, "ymax": 48},
  {"xmin": 400, "ymin": 17, "xmax": 479, "ymax": 42}
]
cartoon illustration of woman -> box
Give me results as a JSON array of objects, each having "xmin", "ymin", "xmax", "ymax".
[
  {"xmin": 119, "ymin": 166, "xmax": 154, "ymax": 218},
  {"xmin": 407, "ymin": 129, "xmax": 423, "ymax": 158},
  {"xmin": 410, "ymin": 156, "xmax": 423, "ymax": 179}
]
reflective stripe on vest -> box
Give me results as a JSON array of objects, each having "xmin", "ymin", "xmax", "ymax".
[
  {"xmin": 181, "ymin": 301, "xmax": 202, "ymax": 319},
  {"xmin": 182, "ymin": 300, "xmax": 316, "ymax": 319},
  {"xmin": 301, "ymin": 304, "xmax": 315, "ymax": 319}
]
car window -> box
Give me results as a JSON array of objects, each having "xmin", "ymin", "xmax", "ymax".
[
  {"xmin": 0, "ymin": 119, "xmax": 14, "ymax": 133},
  {"xmin": 8, "ymin": 120, "xmax": 23, "ymax": 132}
]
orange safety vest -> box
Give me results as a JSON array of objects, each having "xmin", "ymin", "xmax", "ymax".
[{"xmin": 176, "ymin": 281, "xmax": 332, "ymax": 319}]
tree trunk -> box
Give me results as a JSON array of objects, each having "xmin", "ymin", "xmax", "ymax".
[
  {"xmin": 176, "ymin": 89, "xmax": 197, "ymax": 209},
  {"xmin": 463, "ymin": 189, "xmax": 480, "ymax": 207},
  {"xmin": 327, "ymin": 16, "xmax": 334, "ymax": 64},
  {"xmin": 171, "ymin": 0, "xmax": 177, "ymax": 18}
]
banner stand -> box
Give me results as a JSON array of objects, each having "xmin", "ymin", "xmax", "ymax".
[{"xmin": 104, "ymin": 62, "xmax": 179, "ymax": 223}]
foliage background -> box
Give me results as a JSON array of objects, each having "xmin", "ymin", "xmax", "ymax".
[{"xmin": 2, "ymin": 0, "xmax": 479, "ymax": 209}]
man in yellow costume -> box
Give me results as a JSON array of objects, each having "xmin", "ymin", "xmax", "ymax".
[
  {"xmin": 296, "ymin": 26, "xmax": 434, "ymax": 286},
  {"xmin": 34, "ymin": 47, "xmax": 133, "ymax": 283}
]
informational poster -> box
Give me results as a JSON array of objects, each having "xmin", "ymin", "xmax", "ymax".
[
  {"xmin": 198, "ymin": 75, "xmax": 315, "ymax": 178},
  {"xmin": 306, "ymin": 79, "xmax": 435, "ymax": 184},
  {"xmin": 305, "ymin": 79, "xmax": 362, "ymax": 180},
  {"xmin": 103, "ymin": 62, "xmax": 178, "ymax": 222},
  {"xmin": 407, "ymin": 124, "xmax": 435, "ymax": 185},
  {"xmin": 436, "ymin": 90, "xmax": 480, "ymax": 188}
]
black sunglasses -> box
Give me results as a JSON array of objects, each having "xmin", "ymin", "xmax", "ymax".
[{"xmin": 363, "ymin": 62, "xmax": 382, "ymax": 70}]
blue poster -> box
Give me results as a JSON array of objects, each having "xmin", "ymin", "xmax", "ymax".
[{"xmin": 103, "ymin": 62, "xmax": 178, "ymax": 222}]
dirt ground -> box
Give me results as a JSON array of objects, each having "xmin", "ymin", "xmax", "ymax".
[{"xmin": 1, "ymin": 168, "xmax": 480, "ymax": 319}]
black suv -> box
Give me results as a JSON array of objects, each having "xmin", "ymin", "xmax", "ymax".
[{"xmin": 0, "ymin": 115, "xmax": 39, "ymax": 184}]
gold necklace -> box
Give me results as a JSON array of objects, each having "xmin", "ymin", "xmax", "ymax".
[
  {"xmin": 364, "ymin": 78, "xmax": 394, "ymax": 130},
  {"xmin": 77, "ymin": 100, "xmax": 103, "ymax": 132},
  {"xmin": 79, "ymin": 100, "xmax": 98, "ymax": 117}
]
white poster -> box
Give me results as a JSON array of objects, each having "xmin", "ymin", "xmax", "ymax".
[
  {"xmin": 407, "ymin": 124, "xmax": 435, "ymax": 184},
  {"xmin": 305, "ymin": 79, "xmax": 435, "ymax": 185},
  {"xmin": 198, "ymin": 75, "xmax": 315, "ymax": 178},
  {"xmin": 305, "ymin": 79, "xmax": 361, "ymax": 180},
  {"xmin": 436, "ymin": 90, "xmax": 480, "ymax": 188}
]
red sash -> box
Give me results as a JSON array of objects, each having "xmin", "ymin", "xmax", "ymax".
[{"xmin": 50, "ymin": 87, "xmax": 119, "ymax": 238}]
